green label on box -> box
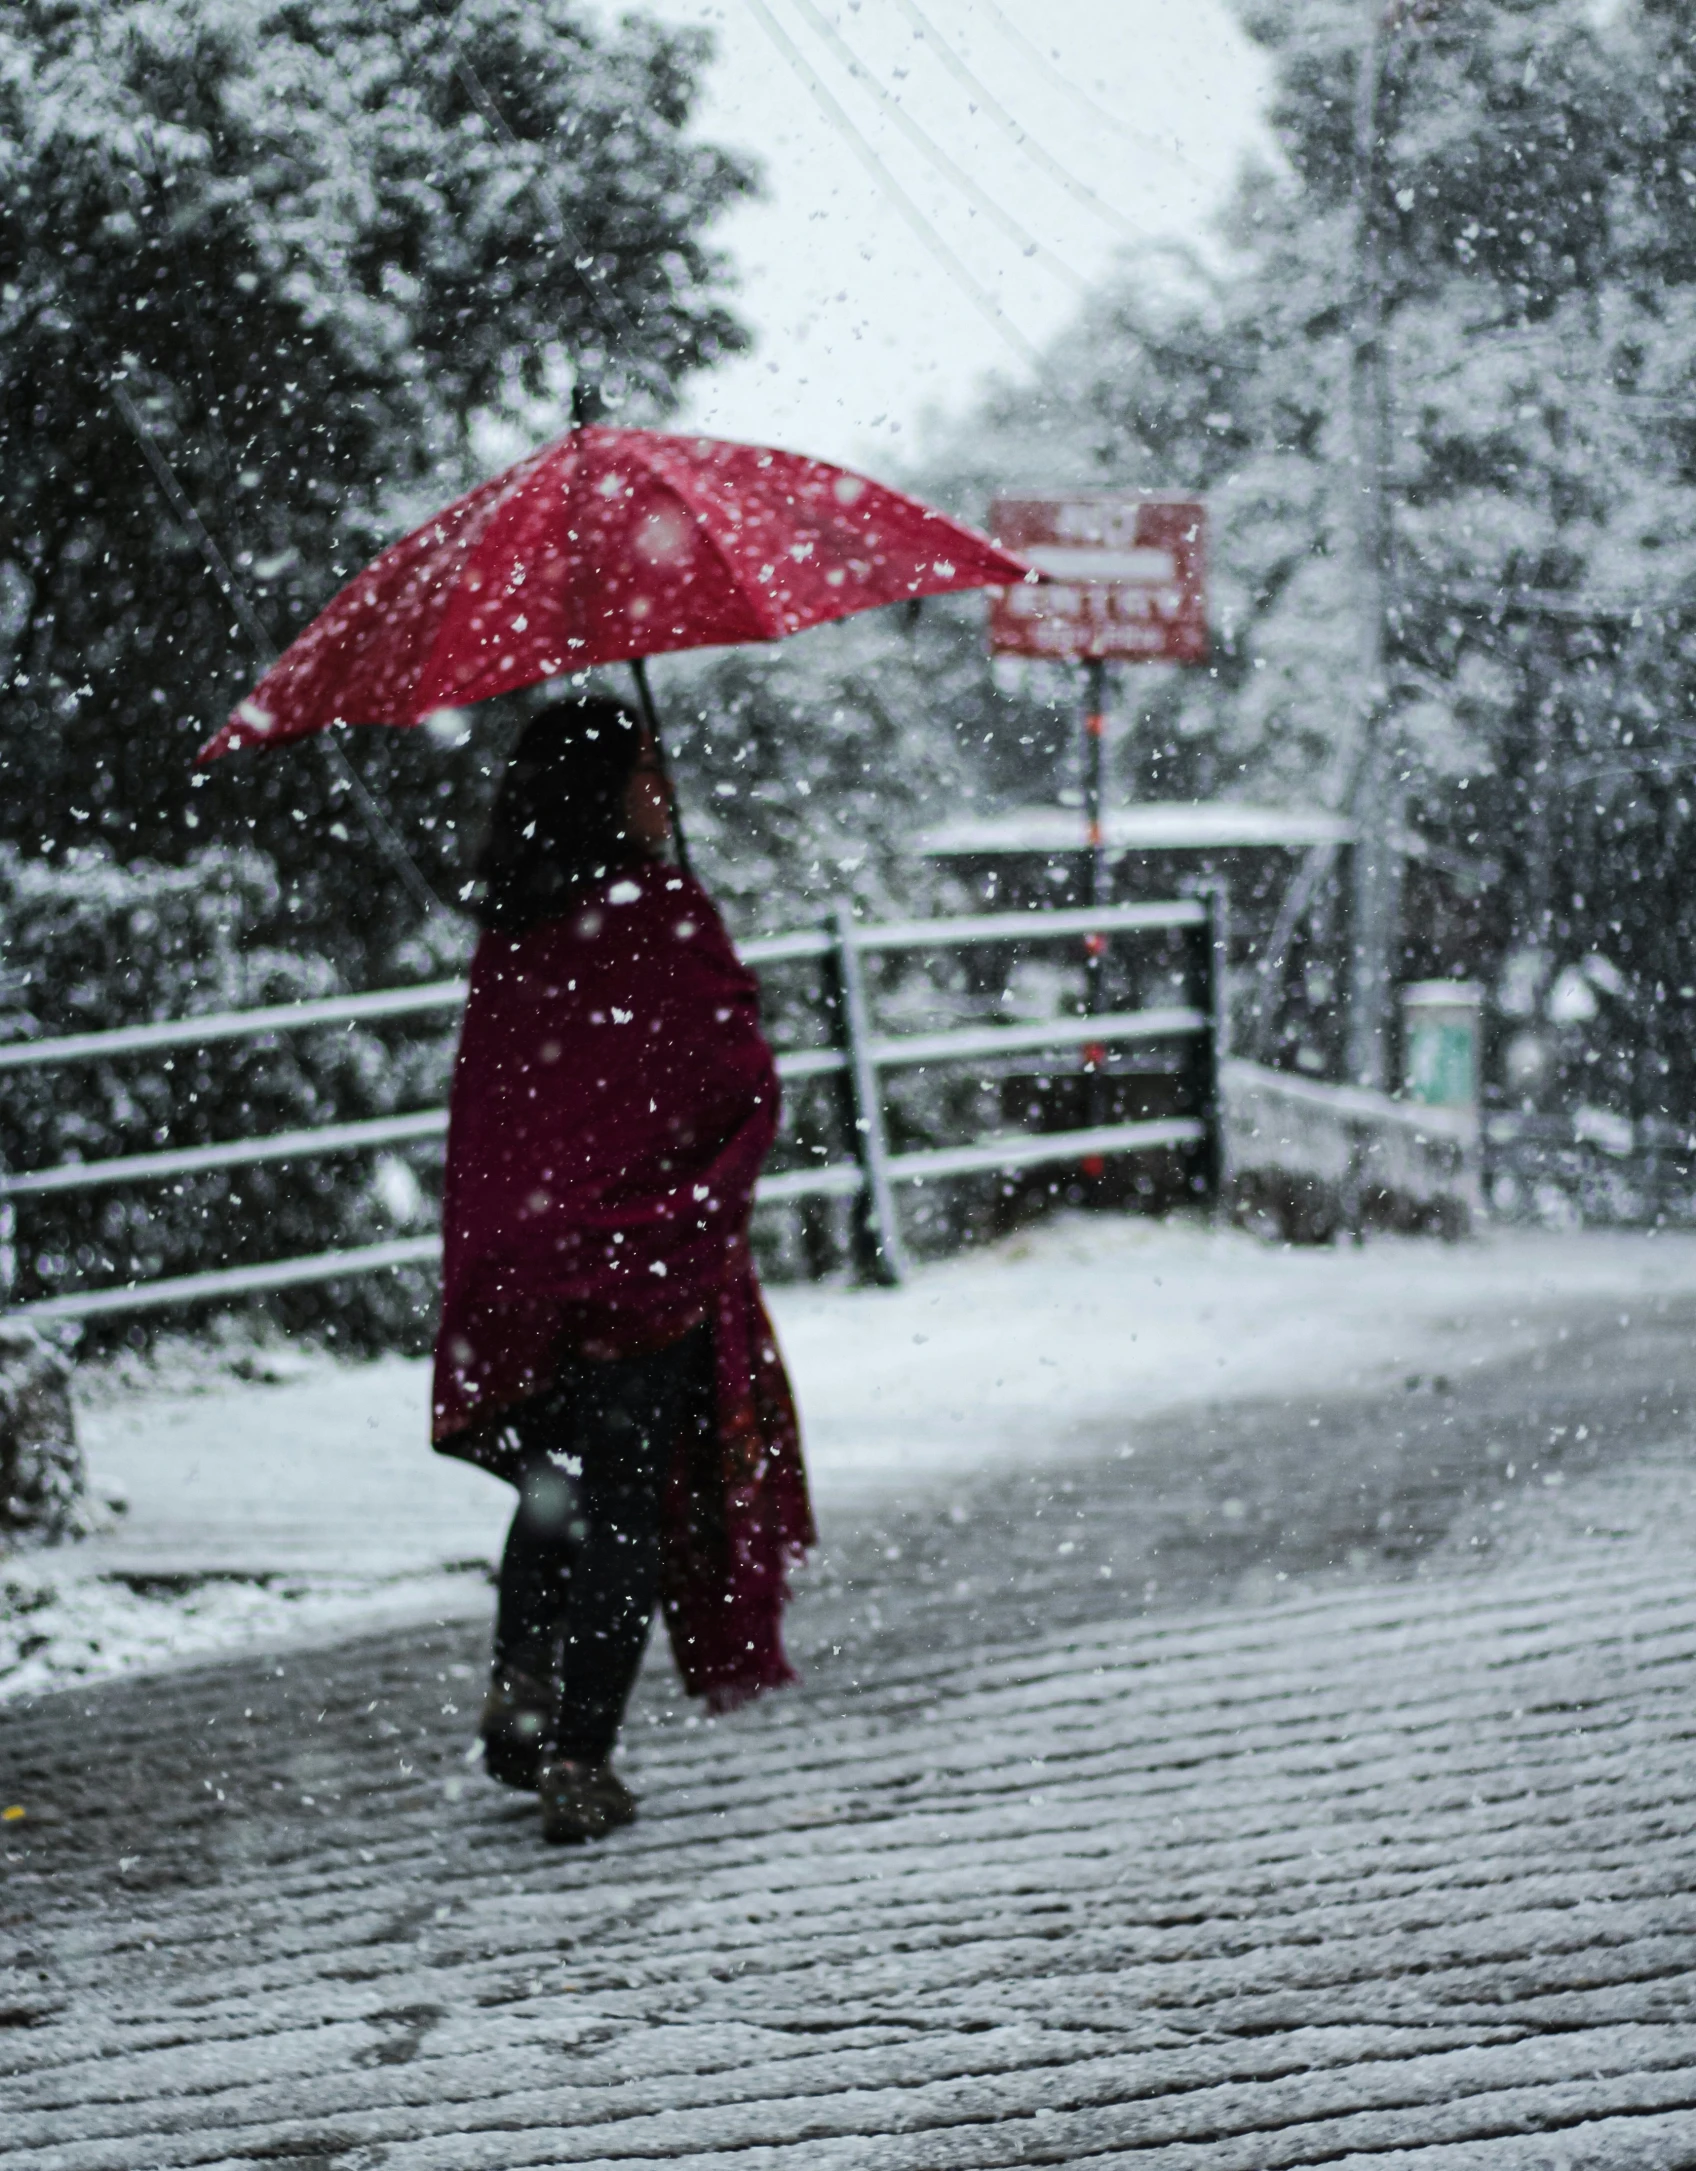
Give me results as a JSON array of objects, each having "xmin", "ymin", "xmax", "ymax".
[{"xmin": 1405, "ymin": 1021, "xmax": 1476, "ymax": 1107}]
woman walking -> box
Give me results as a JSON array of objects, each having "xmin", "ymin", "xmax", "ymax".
[{"xmin": 432, "ymin": 695, "xmax": 812, "ymax": 1844}]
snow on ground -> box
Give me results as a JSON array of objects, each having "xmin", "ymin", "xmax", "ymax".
[
  {"xmin": 774, "ymin": 1214, "xmax": 1696, "ymax": 1494},
  {"xmin": 0, "ymin": 1560, "xmax": 492, "ymax": 1710},
  {"xmin": 5, "ymin": 1216, "xmax": 1695, "ymax": 1701}
]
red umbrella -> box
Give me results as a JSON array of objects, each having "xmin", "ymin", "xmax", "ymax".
[{"xmin": 201, "ymin": 426, "xmax": 1033, "ymax": 761}]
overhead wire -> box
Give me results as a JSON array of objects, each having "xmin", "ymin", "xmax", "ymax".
[
  {"xmin": 970, "ymin": 0, "xmax": 1208, "ymax": 180},
  {"xmin": 741, "ymin": 0, "xmax": 1046, "ymax": 371},
  {"xmin": 883, "ymin": 0, "xmax": 1139, "ymax": 239},
  {"xmin": 775, "ymin": 0, "xmax": 1088, "ymax": 294},
  {"xmin": 969, "ymin": 0, "xmax": 1134, "ymax": 137}
]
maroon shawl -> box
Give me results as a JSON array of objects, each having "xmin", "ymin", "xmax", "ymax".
[{"xmin": 432, "ymin": 861, "xmax": 813, "ymax": 1709}]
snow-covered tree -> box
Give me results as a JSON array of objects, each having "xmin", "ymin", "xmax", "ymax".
[
  {"xmin": 0, "ymin": 0, "xmax": 753, "ymax": 959},
  {"xmin": 653, "ymin": 595, "xmax": 1082, "ymax": 936},
  {"xmin": 926, "ymin": 0, "xmax": 1696, "ymax": 1178}
]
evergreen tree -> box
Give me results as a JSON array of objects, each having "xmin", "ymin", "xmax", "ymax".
[
  {"xmin": 928, "ymin": 0, "xmax": 1696, "ymax": 1188},
  {"xmin": 0, "ymin": 0, "xmax": 753, "ymax": 966},
  {"xmin": 653, "ymin": 598, "xmax": 1080, "ymax": 937}
]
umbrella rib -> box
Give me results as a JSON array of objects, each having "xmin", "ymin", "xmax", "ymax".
[
  {"xmin": 620, "ymin": 441, "xmax": 792, "ymax": 646},
  {"xmin": 407, "ymin": 444, "xmax": 563, "ymax": 709}
]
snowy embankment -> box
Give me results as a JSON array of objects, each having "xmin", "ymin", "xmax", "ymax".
[{"xmin": 5, "ymin": 1216, "xmax": 1694, "ymax": 1701}]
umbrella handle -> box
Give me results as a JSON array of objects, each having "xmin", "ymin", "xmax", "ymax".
[{"xmin": 630, "ymin": 656, "xmax": 693, "ymax": 878}]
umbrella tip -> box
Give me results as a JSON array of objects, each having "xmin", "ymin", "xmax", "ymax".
[{"xmin": 571, "ymin": 379, "xmax": 606, "ymax": 429}]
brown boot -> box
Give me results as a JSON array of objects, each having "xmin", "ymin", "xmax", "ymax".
[
  {"xmin": 479, "ymin": 1664, "xmax": 554, "ymax": 1791},
  {"xmin": 538, "ymin": 1758, "xmax": 638, "ymax": 1844}
]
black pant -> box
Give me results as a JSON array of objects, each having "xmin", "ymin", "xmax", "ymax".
[{"xmin": 493, "ymin": 1326, "xmax": 706, "ymax": 1764}]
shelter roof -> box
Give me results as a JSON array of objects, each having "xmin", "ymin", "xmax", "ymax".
[{"xmin": 919, "ymin": 804, "xmax": 1354, "ymax": 858}]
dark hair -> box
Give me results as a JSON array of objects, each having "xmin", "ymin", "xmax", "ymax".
[{"xmin": 474, "ymin": 696, "xmax": 647, "ymax": 933}]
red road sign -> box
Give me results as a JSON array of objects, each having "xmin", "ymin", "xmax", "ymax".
[{"xmin": 987, "ymin": 494, "xmax": 1207, "ymax": 664}]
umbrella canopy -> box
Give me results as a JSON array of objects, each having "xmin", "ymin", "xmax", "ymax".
[{"xmin": 201, "ymin": 426, "xmax": 1033, "ymax": 761}]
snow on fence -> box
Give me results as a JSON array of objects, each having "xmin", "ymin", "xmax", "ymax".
[
  {"xmin": 0, "ymin": 898, "xmax": 1226, "ymax": 1324},
  {"xmin": 1223, "ymin": 1057, "xmax": 1483, "ymax": 1241}
]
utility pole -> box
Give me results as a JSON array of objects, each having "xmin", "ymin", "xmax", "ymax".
[
  {"xmin": 1345, "ymin": 3, "xmax": 1405, "ymax": 1090},
  {"xmin": 1082, "ymin": 657, "xmax": 1109, "ymax": 1016},
  {"xmin": 1081, "ymin": 658, "xmax": 1109, "ymax": 1157}
]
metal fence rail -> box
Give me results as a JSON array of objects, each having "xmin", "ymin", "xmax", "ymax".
[
  {"xmin": 1222, "ymin": 1058, "xmax": 1481, "ymax": 1241},
  {"xmin": 13, "ymin": 1236, "xmax": 449, "ymax": 1326},
  {"xmin": 2, "ymin": 897, "xmax": 1223, "ymax": 1322},
  {"xmin": 0, "ymin": 980, "xmax": 471, "ymax": 1074},
  {"xmin": 0, "ymin": 927, "xmax": 839, "ymax": 1077},
  {"xmin": 2, "ymin": 1109, "xmax": 455, "ymax": 1200}
]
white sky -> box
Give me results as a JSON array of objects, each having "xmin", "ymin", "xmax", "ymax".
[{"xmin": 625, "ymin": 0, "xmax": 1274, "ymax": 471}]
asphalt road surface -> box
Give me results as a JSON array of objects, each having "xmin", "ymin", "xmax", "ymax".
[{"xmin": 4, "ymin": 1281, "xmax": 1695, "ymax": 2167}]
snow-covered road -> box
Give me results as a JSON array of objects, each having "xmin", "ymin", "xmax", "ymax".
[
  {"xmin": 8, "ymin": 1218, "xmax": 1696, "ymax": 2163},
  {"xmin": 8, "ymin": 1217, "xmax": 1696, "ymax": 1697},
  {"xmin": 5, "ymin": 1391, "xmax": 1695, "ymax": 2167}
]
